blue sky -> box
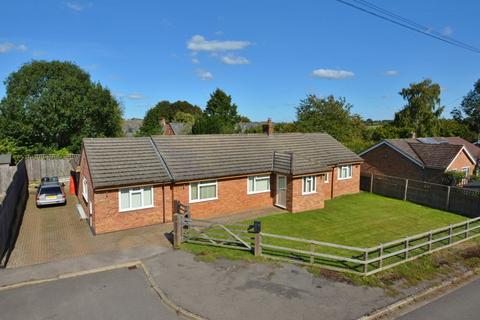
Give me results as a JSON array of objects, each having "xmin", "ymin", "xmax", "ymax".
[{"xmin": 1, "ymin": 1, "xmax": 479, "ymax": 121}]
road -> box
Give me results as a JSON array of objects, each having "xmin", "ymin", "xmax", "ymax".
[
  {"xmin": 397, "ymin": 277, "xmax": 480, "ymax": 320},
  {"xmin": 0, "ymin": 267, "xmax": 182, "ymax": 320}
]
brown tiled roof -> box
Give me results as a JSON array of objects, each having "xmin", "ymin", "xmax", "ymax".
[
  {"xmin": 380, "ymin": 137, "xmax": 479, "ymax": 170},
  {"xmin": 84, "ymin": 133, "xmax": 362, "ymax": 189}
]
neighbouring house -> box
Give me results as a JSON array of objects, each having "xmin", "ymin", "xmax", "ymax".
[
  {"xmin": 160, "ymin": 118, "xmax": 192, "ymax": 135},
  {"xmin": 121, "ymin": 119, "xmax": 143, "ymax": 137},
  {"xmin": 78, "ymin": 123, "xmax": 363, "ymax": 234},
  {"xmin": 0, "ymin": 154, "xmax": 13, "ymax": 168},
  {"xmin": 360, "ymin": 137, "xmax": 480, "ymax": 184}
]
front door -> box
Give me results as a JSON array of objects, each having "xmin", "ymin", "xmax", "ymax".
[{"xmin": 276, "ymin": 175, "xmax": 287, "ymax": 208}]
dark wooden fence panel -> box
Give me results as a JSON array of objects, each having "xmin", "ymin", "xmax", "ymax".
[
  {"xmin": 25, "ymin": 154, "xmax": 79, "ymax": 182},
  {"xmin": 0, "ymin": 159, "xmax": 28, "ymax": 267},
  {"xmin": 361, "ymin": 173, "xmax": 480, "ymax": 218}
]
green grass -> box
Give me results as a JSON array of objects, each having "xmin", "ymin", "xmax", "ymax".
[
  {"xmin": 258, "ymin": 192, "xmax": 466, "ymax": 247},
  {"xmin": 183, "ymin": 192, "xmax": 475, "ymax": 286}
]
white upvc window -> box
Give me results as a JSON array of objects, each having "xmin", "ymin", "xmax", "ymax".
[
  {"xmin": 338, "ymin": 165, "xmax": 353, "ymax": 180},
  {"xmin": 323, "ymin": 173, "xmax": 329, "ymax": 183},
  {"xmin": 82, "ymin": 177, "xmax": 88, "ymax": 202},
  {"xmin": 247, "ymin": 175, "xmax": 271, "ymax": 194},
  {"xmin": 462, "ymin": 167, "xmax": 470, "ymax": 177},
  {"xmin": 190, "ymin": 180, "xmax": 218, "ymax": 203},
  {"xmin": 302, "ymin": 176, "xmax": 316, "ymax": 195},
  {"xmin": 119, "ymin": 186, "xmax": 154, "ymax": 212}
]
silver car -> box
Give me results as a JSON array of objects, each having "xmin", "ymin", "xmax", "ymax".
[{"xmin": 36, "ymin": 180, "xmax": 66, "ymax": 207}]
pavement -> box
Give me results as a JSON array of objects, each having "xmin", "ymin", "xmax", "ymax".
[
  {"xmin": 6, "ymin": 191, "xmax": 172, "ymax": 268},
  {"xmin": 143, "ymin": 250, "xmax": 399, "ymax": 320},
  {"xmin": 396, "ymin": 277, "xmax": 480, "ymax": 320},
  {"xmin": 0, "ymin": 267, "xmax": 183, "ymax": 320}
]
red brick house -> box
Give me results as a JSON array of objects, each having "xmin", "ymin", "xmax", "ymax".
[
  {"xmin": 78, "ymin": 127, "xmax": 363, "ymax": 234},
  {"xmin": 360, "ymin": 137, "xmax": 480, "ymax": 184}
]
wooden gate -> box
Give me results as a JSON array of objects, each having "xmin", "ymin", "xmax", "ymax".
[{"xmin": 172, "ymin": 201, "xmax": 255, "ymax": 252}]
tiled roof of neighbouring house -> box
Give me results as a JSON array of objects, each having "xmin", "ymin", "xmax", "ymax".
[
  {"xmin": 83, "ymin": 133, "xmax": 362, "ymax": 189},
  {"xmin": 378, "ymin": 137, "xmax": 479, "ymax": 169}
]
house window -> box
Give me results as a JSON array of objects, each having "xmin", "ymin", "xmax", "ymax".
[
  {"xmin": 338, "ymin": 165, "xmax": 353, "ymax": 180},
  {"xmin": 302, "ymin": 176, "xmax": 316, "ymax": 194},
  {"xmin": 323, "ymin": 173, "xmax": 329, "ymax": 183},
  {"xmin": 462, "ymin": 167, "xmax": 470, "ymax": 177},
  {"xmin": 248, "ymin": 175, "xmax": 271, "ymax": 194},
  {"xmin": 82, "ymin": 177, "xmax": 88, "ymax": 202},
  {"xmin": 119, "ymin": 186, "xmax": 154, "ymax": 212},
  {"xmin": 190, "ymin": 180, "xmax": 218, "ymax": 203}
]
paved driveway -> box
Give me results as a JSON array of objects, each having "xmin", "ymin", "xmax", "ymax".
[
  {"xmin": 0, "ymin": 267, "xmax": 183, "ymax": 320},
  {"xmin": 6, "ymin": 191, "xmax": 172, "ymax": 268}
]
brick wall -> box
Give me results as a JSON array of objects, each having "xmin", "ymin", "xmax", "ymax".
[
  {"xmin": 78, "ymin": 148, "xmax": 94, "ymax": 229},
  {"xmin": 361, "ymin": 144, "xmax": 425, "ymax": 181},
  {"xmin": 172, "ymin": 175, "xmax": 274, "ymax": 219},
  {"xmin": 447, "ymin": 149, "xmax": 475, "ymax": 175},
  {"xmin": 289, "ymin": 175, "xmax": 325, "ymax": 212},
  {"xmin": 93, "ymin": 185, "xmax": 171, "ymax": 234},
  {"xmin": 332, "ymin": 164, "xmax": 361, "ymax": 198}
]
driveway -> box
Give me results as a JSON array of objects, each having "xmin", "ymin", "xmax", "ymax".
[
  {"xmin": 0, "ymin": 267, "xmax": 183, "ymax": 320},
  {"xmin": 6, "ymin": 190, "xmax": 172, "ymax": 268}
]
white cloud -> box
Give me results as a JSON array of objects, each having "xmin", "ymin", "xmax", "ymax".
[
  {"xmin": 65, "ymin": 1, "xmax": 91, "ymax": 12},
  {"xmin": 384, "ymin": 70, "xmax": 399, "ymax": 76},
  {"xmin": 311, "ymin": 69, "xmax": 354, "ymax": 80},
  {"xmin": 196, "ymin": 69, "xmax": 213, "ymax": 81},
  {"xmin": 191, "ymin": 57, "xmax": 199, "ymax": 64},
  {"xmin": 0, "ymin": 42, "xmax": 27, "ymax": 53},
  {"xmin": 442, "ymin": 26, "xmax": 453, "ymax": 37},
  {"xmin": 127, "ymin": 93, "xmax": 145, "ymax": 100},
  {"xmin": 187, "ymin": 35, "xmax": 251, "ymax": 52},
  {"xmin": 220, "ymin": 55, "xmax": 250, "ymax": 65}
]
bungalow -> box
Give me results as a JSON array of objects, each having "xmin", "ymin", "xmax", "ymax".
[
  {"xmin": 78, "ymin": 124, "xmax": 363, "ymax": 234},
  {"xmin": 360, "ymin": 137, "xmax": 480, "ymax": 184}
]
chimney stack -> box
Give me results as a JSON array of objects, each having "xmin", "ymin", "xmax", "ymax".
[{"xmin": 263, "ymin": 118, "xmax": 274, "ymax": 136}]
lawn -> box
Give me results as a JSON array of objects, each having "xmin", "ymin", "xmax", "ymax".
[
  {"xmin": 258, "ymin": 192, "xmax": 466, "ymax": 247},
  {"xmin": 184, "ymin": 192, "xmax": 468, "ymax": 261}
]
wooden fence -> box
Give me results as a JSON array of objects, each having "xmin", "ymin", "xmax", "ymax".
[
  {"xmin": 360, "ymin": 173, "xmax": 480, "ymax": 218},
  {"xmin": 175, "ymin": 207, "xmax": 480, "ymax": 276},
  {"xmin": 0, "ymin": 159, "xmax": 28, "ymax": 267},
  {"xmin": 25, "ymin": 154, "xmax": 79, "ymax": 182},
  {"xmin": 0, "ymin": 166, "xmax": 17, "ymax": 197}
]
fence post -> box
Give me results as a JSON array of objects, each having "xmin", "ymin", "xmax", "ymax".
[
  {"xmin": 254, "ymin": 233, "xmax": 262, "ymax": 257},
  {"xmin": 379, "ymin": 245, "xmax": 384, "ymax": 269},
  {"xmin": 370, "ymin": 173, "xmax": 374, "ymax": 193},
  {"xmin": 173, "ymin": 213, "xmax": 184, "ymax": 249},
  {"xmin": 403, "ymin": 179, "xmax": 409, "ymax": 201},
  {"xmin": 310, "ymin": 242, "xmax": 315, "ymax": 264},
  {"xmin": 405, "ymin": 237, "xmax": 409, "ymax": 259},
  {"xmin": 446, "ymin": 186, "xmax": 451, "ymax": 211},
  {"xmin": 364, "ymin": 250, "xmax": 369, "ymax": 274},
  {"xmin": 428, "ymin": 232, "xmax": 433, "ymax": 251},
  {"xmin": 448, "ymin": 225, "xmax": 453, "ymax": 244}
]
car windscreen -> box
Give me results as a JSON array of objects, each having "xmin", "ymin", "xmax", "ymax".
[{"xmin": 40, "ymin": 186, "xmax": 62, "ymax": 195}]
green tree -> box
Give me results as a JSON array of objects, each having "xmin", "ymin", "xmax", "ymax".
[
  {"xmin": 193, "ymin": 89, "xmax": 241, "ymax": 134},
  {"xmin": 393, "ymin": 79, "xmax": 444, "ymax": 137},
  {"xmin": 452, "ymin": 79, "xmax": 480, "ymax": 136},
  {"xmin": 0, "ymin": 60, "xmax": 122, "ymax": 154},
  {"xmin": 295, "ymin": 95, "xmax": 371, "ymax": 152},
  {"xmin": 137, "ymin": 100, "xmax": 202, "ymax": 136},
  {"xmin": 173, "ymin": 111, "xmax": 196, "ymax": 125},
  {"xmin": 438, "ymin": 119, "xmax": 476, "ymax": 141}
]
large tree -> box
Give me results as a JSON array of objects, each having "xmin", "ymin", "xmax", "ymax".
[
  {"xmin": 295, "ymin": 95, "xmax": 370, "ymax": 152},
  {"xmin": 393, "ymin": 79, "xmax": 444, "ymax": 137},
  {"xmin": 0, "ymin": 60, "xmax": 122, "ymax": 154},
  {"xmin": 137, "ymin": 100, "xmax": 202, "ymax": 136},
  {"xmin": 452, "ymin": 79, "xmax": 480, "ymax": 137},
  {"xmin": 193, "ymin": 89, "xmax": 241, "ymax": 134}
]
